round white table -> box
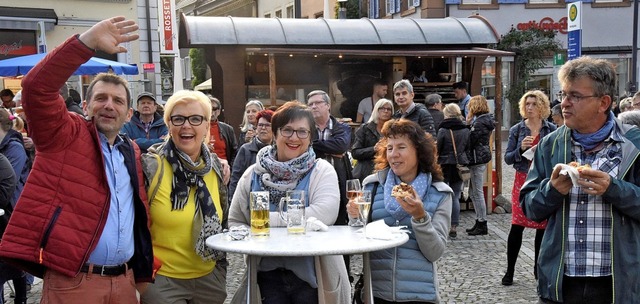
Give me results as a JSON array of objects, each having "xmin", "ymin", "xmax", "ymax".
[{"xmin": 207, "ymin": 225, "xmax": 409, "ymax": 304}]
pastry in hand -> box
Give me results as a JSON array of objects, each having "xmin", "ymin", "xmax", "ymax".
[
  {"xmin": 568, "ymin": 161, "xmax": 591, "ymax": 172},
  {"xmin": 391, "ymin": 182, "xmax": 414, "ymax": 199}
]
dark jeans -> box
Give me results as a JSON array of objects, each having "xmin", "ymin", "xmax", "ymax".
[
  {"xmin": 374, "ymin": 297, "xmax": 434, "ymax": 304},
  {"xmin": 538, "ymin": 275, "xmax": 612, "ymax": 304},
  {"xmin": 257, "ymin": 269, "xmax": 318, "ymax": 304}
]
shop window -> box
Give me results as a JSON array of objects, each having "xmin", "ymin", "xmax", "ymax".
[
  {"xmin": 594, "ymin": 0, "xmax": 622, "ymax": 2},
  {"xmin": 529, "ymin": 0, "xmax": 558, "ymax": 3},
  {"xmin": 265, "ymin": 13, "xmax": 271, "ymax": 18},
  {"xmin": 275, "ymin": 10, "xmax": 282, "ymax": 18}
]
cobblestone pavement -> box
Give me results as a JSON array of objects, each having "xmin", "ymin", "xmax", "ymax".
[{"xmin": 10, "ymin": 140, "xmax": 542, "ymax": 303}]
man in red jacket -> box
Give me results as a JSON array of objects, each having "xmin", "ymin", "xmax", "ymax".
[{"xmin": 0, "ymin": 17, "xmax": 155, "ymax": 303}]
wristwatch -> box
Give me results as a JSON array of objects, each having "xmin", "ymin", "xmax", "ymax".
[{"xmin": 413, "ymin": 216, "xmax": 427, "ymax": 223}]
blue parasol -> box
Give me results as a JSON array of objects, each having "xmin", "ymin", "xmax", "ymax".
[{"xmin": 0, "ymin": 53, "xmax": 139, "ymax": 76}]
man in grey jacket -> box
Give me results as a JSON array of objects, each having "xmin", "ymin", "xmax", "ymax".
[{"xmin": 521, "ymin": 56, "xmax": 640, "ymax": 304}]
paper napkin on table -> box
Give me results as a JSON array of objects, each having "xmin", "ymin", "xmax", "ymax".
[
  {"xmin": 306, "ymin": 217, "xmax": 329, "ymax": 232},
  {"xmin": 554, "ymin": 163, "xmax": 580, "ymax": 187},
  {"xmin": 364, "ymin": 220, "xmax": 410, "ymax": 240}
]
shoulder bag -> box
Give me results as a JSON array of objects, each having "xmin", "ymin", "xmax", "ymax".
[{"xmin": 450, "ymin": 129, "xmax": 471, "ymax": 182}]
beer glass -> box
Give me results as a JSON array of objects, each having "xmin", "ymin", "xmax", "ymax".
[
  {"xmin": 250, "ymin": 191, "xmax": 270, "ymax": 237},
  {"xmin": 279, "ymin": 190, "xmax": 306, "ymax": 235}
]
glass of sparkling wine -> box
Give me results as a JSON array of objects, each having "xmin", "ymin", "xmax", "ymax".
[
  {"xmin": 346, "ymin": 179, "xmax": 363, "ymax": 226},
  {"xmin": 356, "ymin": 190, "xmax": 372, "ymax": 237}
]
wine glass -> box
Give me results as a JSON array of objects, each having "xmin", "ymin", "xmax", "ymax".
[
  {"xmin": 356, "ymin": 190, "xmax": 372, "ymax": 237},
  {"xmin": 346, "ymin": 179, "xmax": 362, "ymax": 226}
]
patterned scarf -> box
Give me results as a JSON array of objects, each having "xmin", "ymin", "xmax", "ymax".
[
  {"xmin": 572, "ymin": 112, "xmax": 615, "ymax": 151},
  {"xmin": 161, "ymin": 140, "xmax": 223, "ymax": 261},
  {"xmin": 383, "ymin": 169, "xmax": 431, "ymax": 221},
  {"xmin": 253, "ymin": 145, "xmax": 316, "ymax": 206}
]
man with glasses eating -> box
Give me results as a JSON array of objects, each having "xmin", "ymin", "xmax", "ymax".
[{"xmin": 520, "ymin": 56, "xmax": 640, "ymax": 304}]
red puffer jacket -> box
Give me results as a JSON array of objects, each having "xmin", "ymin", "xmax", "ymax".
[{"xmin": 0, "ymin": 36, "xmax": 154, "ymax": 282}]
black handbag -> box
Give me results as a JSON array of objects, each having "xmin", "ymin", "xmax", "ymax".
[{"xmin": 450, "ymin": 129, "xmax": 471, "ymax": 182}]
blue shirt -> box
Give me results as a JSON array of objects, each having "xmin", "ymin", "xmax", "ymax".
[
  {"xmin": 87, "ymin": 133, "xmax": 135, "ymax": 265},
  {"xmin": 459, "ymin": 94, "xmax": 471, "ymax": 119}
]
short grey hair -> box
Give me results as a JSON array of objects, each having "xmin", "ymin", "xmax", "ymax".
[
  {"xmin": 425, "ymin": 94, "xmax": 442, "ymax": 107},
  {"xmin": 393, "ymin": 79, "xmax": 414, "ymax": 93},
  {"xmin": 306, "ymin": 90, "xmax": 331, "ymax": 105},
  {"xmin": 551, "ymin": 104, "xmax": 562, "ymax": 117},
  {"xmin": 618, "ymin": 110, "xmax": 640, "ymax": 128},
  {"xmin": 558, "ymin": 56, "xmax": 616, "ymax": 112}
]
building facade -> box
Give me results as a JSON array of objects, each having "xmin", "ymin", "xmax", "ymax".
[
  {"xmin": 448, "ymin": 0, "xmax": 635, "ymax": 112},
  {"xmin": 0, "ymin": 0, "xmax": 163, "ymax": 102}
]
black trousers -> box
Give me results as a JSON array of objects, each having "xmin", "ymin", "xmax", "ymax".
[{"xmin": 538, "ymin": 275, "xmax": 612, "ymax": 304}]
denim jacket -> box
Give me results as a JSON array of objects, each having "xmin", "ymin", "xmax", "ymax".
[{"xmin": 504, "ymin": 119, "xmax": 556, "ymax": 173}]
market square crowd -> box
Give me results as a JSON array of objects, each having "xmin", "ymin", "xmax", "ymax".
[{"xmin": 1, "ymin": 16, "xmax": 639, "ymax": 304}]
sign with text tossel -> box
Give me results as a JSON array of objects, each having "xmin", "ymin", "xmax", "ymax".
[{"xmin": 158, "ymin": 0, "xmax": 178, "ymax": 54}]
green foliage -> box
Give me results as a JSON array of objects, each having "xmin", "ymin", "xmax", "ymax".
[
  {"xmin": 497, "ymin": 27, "xmax": 562, "ymax": 123},
  {"xmin": 334, "ymin": 0, "xmax": 362, "ymax": 19},
  {"xmin": 190, "ymin": 48, "xmax": 207, "ymax": 88}
]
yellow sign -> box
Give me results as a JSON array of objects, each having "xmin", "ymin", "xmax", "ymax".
[{"xmin": 569, "ymin": 4, "xmax": 578, "ymax": 22}]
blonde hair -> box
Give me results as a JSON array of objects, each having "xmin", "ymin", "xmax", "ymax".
[
  {"xmin": 163, "ymin": 90, "xmax": 212, "ymax": 143},
  {"xmin": 368, "ymin": 98, "xmax": 394, "ymax": 124},
  {"xmin": 519, "ymin": 90, "xmax": 551, "ymax": 119},
  {"xmin": 240, "ymin": 99, "xmax": 265, "ymax": 132},
  {"xmin": 12, "ymin": 116, "xmax": 24, "ymax": 133},
  {"xmin": 442, "ymin": 103, "xmax": 462, "ymax": 120}
]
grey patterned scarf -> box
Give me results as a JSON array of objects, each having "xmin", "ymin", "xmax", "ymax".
[{"xmin": 161, "ymin": 140, "xmax": 223, "ymax": 261}]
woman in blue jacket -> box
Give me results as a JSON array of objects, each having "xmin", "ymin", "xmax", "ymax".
[{"xmin": 348, "ymin": 119, "xmax": 452, "ymax": 303}]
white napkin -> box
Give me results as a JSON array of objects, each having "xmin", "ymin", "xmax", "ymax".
[
  {"xmin": 554, "ymin": 163, "xmax": 580, "ymax": 187},
  {"xmin": 364, "ymin": 220, "xmax": 410, "ymax": 240},
  {"xmin": 522, "ymin": 147, "xmax": 535, "ymax": 160},
  {"xmin": 306, "ymin": 217, "xmax": 329, "ymax": 232}
]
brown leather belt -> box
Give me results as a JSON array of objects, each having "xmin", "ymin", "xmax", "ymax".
[{"xmin": 80, "ymin": 263, "xmax": 128, "ymax": 276}]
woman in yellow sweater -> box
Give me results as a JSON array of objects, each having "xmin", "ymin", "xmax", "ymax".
[{"xmin": 141, "ymin": 90, "xmax": 228, "ymax": 304}]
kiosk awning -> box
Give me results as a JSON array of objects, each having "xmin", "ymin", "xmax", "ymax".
[
  {"xmin": 180, "ymin": 15, "xmax": 505, "ymax": 48},
  {"xmin": 244, "ymin": 47, "xmax": 514, "ymax": 58}
]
